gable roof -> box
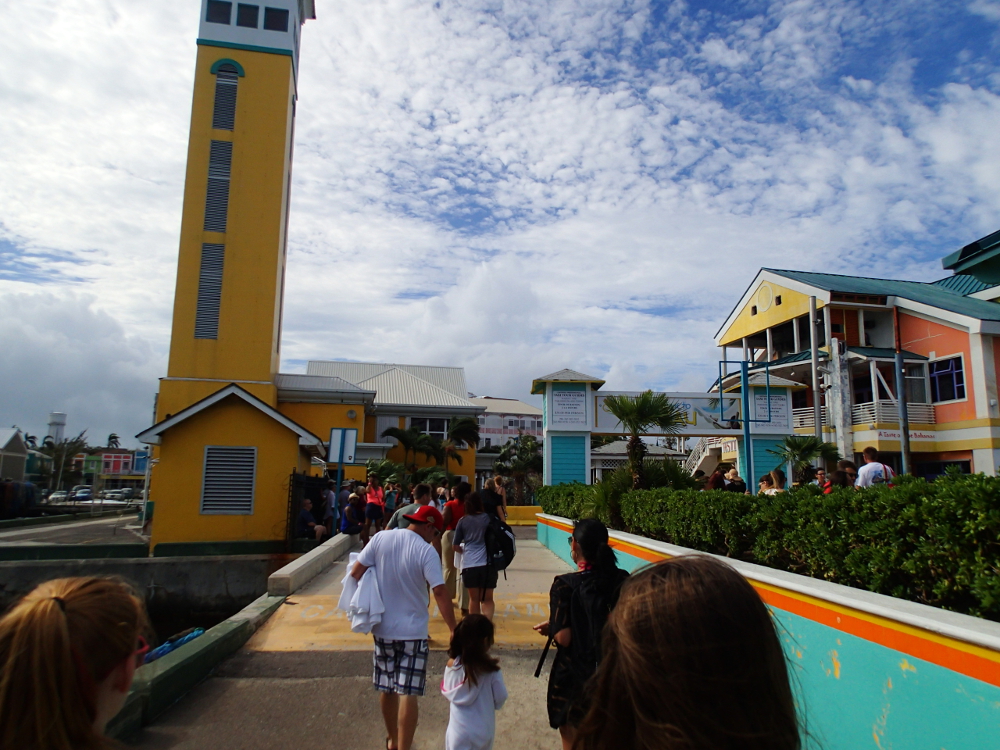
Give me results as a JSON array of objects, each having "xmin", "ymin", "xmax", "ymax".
[
  {"xmin": 135, "ymin": 384, "xmax": 324, "ymax": 452},
  {"xmin": 931, "ymin": 274, "xmax": 994, "ymax": 296},
  {"xmin": 470, "ymin": 397, "xmax": 543, "ymax": 416},
  {"xmin": 306, "ymin": 361, "xmax": 469, "ymax": 400},
  {"xmin": 355, "ymin": 368, "xmax": 480, "ymax": 412},
  {"xmin": 0, "ymin": 429, "xmax": 26, "ymax": 454},
  {"xmin": 530, "ymin": 369, "xmax": 606, "ymax": 394},
  {"xmin": 275, "ymin": 373, "xmax": 375, "ymax": 404},
  {"xmin": 763, "ymin": 269, "xmax": 1000, "ymax": 323}
]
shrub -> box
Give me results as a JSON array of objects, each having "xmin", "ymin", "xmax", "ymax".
[{"xmin": 546, "ymin": 472, "xmax": 1000, "ymax": 622}]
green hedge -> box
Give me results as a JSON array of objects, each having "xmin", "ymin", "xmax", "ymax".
[{"xmin": 539, "ymin": 474, "xmax": 1000, "ymax": 622}]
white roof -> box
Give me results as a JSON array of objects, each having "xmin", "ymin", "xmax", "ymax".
[
  {"xmin": 275, "ymin": 373, "xmax": 374, "ymax": 404},
  {"xmin": 0, "ymin": 429, "xmax": 26, "ymax": 453},
  {"xmin": 592, "ymin": 442, "xmax": 685, "ymax": 456},
  {"xmin": 136, "ymin": 384, "xmax": 324, "ymax": 452},
  {"xmin": 307, "ymin": 360, "xmax": 469, "ymax": 400},
  {"xmin": 470, "ymin": 397, "xmax": 542, "ymax": 416},
  {"xmin": 534, "ymin": 368, "xmax": 605, "ymax": 383},
  {"xmin": 357, "ymin": 368, "xmax": 479, "ymax": 410}
]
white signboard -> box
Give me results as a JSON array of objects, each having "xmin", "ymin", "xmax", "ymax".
[
  {"xmin": 551, "ymin": 390, "xmax": 588, "ymax": 427},
  {"xmin": 594, "ymin": 392, "xmax": 743, "ymax": 437},
  {"xmin": 750, "ymin": 393, "xmax": 791, "ymax": 434},
  {"xmin": 328, "ymin": 428, "xmax": 358, "ymax": 464}
]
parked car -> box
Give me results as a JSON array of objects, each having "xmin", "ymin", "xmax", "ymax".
[
  {"xmin": 103, "ymin": 491, "xmax": 125, "ymax": 501},
  {"xmin": 77, "ymin": 499, "xmax": 131, "ymax": 507},
  {"xmin": 74, "ymin": 489, "xmax": 93, "ymax": 501},
  {"xmin": 71, "ymin": 485, "xmax": 92, "ymax": 494},
  {"xmin": 48, "ymin": 490, "xmax": 69, "ymax": 503}
]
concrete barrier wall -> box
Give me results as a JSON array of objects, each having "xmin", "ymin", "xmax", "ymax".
[
  {"xmin": 505, "ymin": 506, "xmax": 540, "ymax": 526},
  {"xmin": 267, "ymin": 533, "xmax": 356, "ymax": 596},
  {"xmin": 537, "ymin": 514, "xmax": 1000, "ymax": 749}
]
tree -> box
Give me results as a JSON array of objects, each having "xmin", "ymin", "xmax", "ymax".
[
  {"xmin": 23, "ymin": 434, "xmax": 37, "ymax": 449},
  {"xmin": 494, "ymin": 434, "xmax": 543, "ymax": 505},
  {"xmin": 38, "ymin": 431, "xmax": 90, "ymax": 492},
  {"xmin": 42, "ymin": 436, "xmax": 55, "ymax": 449},
  {"xmin": 766, "ymin": 435, "xmax": 841, "ymax": 484},
  {"xmin": 600, "ymin": 391, "xmax": 687, "ymax": 491},
  {"xmin": 107, "ymin": 433, "xmax": 121, "ymax": 449},
  {"xmin": 447, "ymin": 416, "xmax": 480, "ymax": 450}
]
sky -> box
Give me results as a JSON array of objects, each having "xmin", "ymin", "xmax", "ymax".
[{"xmin": 2, "ymin": 0, "xmax": 1000, "ymax": 447}]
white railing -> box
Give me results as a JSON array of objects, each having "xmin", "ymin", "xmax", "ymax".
[
  {"xmin": 792, "ymin": 406, "xmax": 829, "ymax": 429},
  {"xmin": 852, "ymin": 400, "xmax": 935, "ymax": 425},
  {"xmin": 684, "ymin": 438, "xmax": 710, "ymax": 474}
]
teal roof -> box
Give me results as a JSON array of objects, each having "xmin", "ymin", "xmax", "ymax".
[
  {"xmin": 846, "ymin": 347, "xmax": 927, "ymax": 360},
  {"xmin": 764, "ymin": 269, "xmax": 1000, "ymax": 322},
  {"xmin": 749, "ymin": 350, "xmax": 823, "ymax": 370},
  {"xmin": 931, "ymin": 275, "xmax": 994, "ymax": 296},
  {"xmin": 942, "ymin": 229, "xmax": 1000, "ymax": 271}
]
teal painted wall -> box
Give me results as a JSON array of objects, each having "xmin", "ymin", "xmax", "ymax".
[
  {"xmin": 748, "ymin": 437, "xmax": 785, "ymax": 482},
  {"xmin": 549, "ymin": 435, "xmax": 587, "ymax": 485},
  {"xmin": 536, "ymin": 522, "xmax": 1000, "ymax": 749}
]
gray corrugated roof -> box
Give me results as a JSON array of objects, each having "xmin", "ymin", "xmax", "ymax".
[
  {"xmin": 533, "ymin": 369, "xmax": 605, "ymax": 382},
  {"xmin": 357, "ymin": 368, "xmax": 479, "ymax": 409},
  {"xmin": 931, "ymin": 275, "xmax": 994, "ymax": 296},
  {"xmin": 470, "ymin": 397, "xmax": 543, "ymax": 416},
  {"xmin": 275, "ymin": 374, "xmax": 367, "ymax": 393},
  {"xmin": 765, "ymin": 269, "xmax": 1000, "ymax": 322},
  {"xmin": 307, "ymin": 361, "xmax": 469, "ymax": 399}
]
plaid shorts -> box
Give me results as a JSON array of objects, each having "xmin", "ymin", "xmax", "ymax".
[{"xmin": 372, "ymin": 637, "xmax": 429, "ymax": 696}]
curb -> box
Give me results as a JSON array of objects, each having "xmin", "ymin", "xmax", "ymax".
[
  {"xmin": 267, "ymin": 533, "xmax": 357, "ymax": 596},
  {"xmin": 0, "ymin": 508, "xmax": 140, "ymax": 530},
  {"xmin": 107, "ymin": 594, "xmax": 285, "ymax": 739}
]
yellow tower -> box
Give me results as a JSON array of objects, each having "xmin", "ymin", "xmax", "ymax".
[{"xmin": 157, "ymin": 0, "xmax": 316, "ymax": 420}]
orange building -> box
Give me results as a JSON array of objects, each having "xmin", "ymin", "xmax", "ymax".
[{"xmin": 714, "ymin": 228, "xmax": 1000, "ymax": 477}]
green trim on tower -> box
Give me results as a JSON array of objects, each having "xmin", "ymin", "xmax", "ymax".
[
  {"xmin": 210, "ymin": 57, "xmax": 246, "ymax": 76},
  {"xmin": 197, "ymin": 39, "xmax": 293, "ymax": 58}
]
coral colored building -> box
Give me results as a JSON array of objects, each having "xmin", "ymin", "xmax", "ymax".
[{"xmin": 713, "ymin": 229, "xmax": 1000, "ymax": 477}]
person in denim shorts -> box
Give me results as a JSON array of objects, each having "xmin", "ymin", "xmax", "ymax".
[{"xmin": 352, "ymin": 505, "xmax": 456, "ymax": 750}]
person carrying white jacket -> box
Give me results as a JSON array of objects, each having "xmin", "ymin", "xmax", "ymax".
[{"xmin": 441, "ymin": 614, "xmax": 508, "ymax": 750}]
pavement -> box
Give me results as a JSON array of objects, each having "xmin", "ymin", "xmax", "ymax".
[
  {"xmin": 127, "ymin": 527, "xmax": 570, "ymax": 750},
  {"xmin": 0, "ymin": 515, "xmax": 145, "ymax": 545}
]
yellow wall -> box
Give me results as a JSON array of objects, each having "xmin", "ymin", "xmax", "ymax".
[
  {"xmin": 277, "ymin": 402, "xmax": 364, "ymax": 441},
  {"xmin": 150, "ymin": 396, "xmax": 301, "ymax": 549},
  {"xmin": 719, "ymin": 280, "xmax": 820, "ymax": 346},
  {"xmin": 156, "ymin": 379, "xmax": 277, "ymax": 423},
  {"xmin": 165, "ymin": 44, "xmax": 295, "ymax": 391}
]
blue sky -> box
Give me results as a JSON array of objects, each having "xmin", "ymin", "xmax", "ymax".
[{"xmin": 2, "ymin": 0, "xmax": 1000, "ymax": 443}]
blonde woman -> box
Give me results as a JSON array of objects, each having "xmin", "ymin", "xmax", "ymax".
[
  {"xmin": 0, "ymin": 576, "xmax": 150, "ymax": 749},
  {"xmin": 482, "ymin": 477, "xmax": 508, "ymax": 521}
]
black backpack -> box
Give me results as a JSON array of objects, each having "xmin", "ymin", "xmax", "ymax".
[{"xmin": 484, "ymin": 514, "xmax": 516, "ymax": 572}]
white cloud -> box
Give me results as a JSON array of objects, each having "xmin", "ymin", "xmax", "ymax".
[{"xmin": 1, "ymin": 0, "xmax": 999, "ymax": 432}]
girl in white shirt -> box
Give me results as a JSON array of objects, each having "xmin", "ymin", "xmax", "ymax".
[{"xmin": 441, "ymin": 614, "xmax": 508, "ymax": 750}]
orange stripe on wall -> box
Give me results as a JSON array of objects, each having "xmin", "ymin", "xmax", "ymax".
[{"xmin": 537, "ymin": 516, "xmax": 1000, "ymax": 687}]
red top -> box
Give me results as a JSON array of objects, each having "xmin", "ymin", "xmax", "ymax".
[{"xmin": 444, "ymin": 499, "xmax": 465, "ymax": 531}]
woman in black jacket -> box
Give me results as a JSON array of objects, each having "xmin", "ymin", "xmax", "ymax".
[{"xmin": 534, "ymin": 519, "xmax": 629, "ymax": 750}]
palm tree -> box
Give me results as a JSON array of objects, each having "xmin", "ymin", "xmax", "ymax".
[
  {"xmin": 381, "ymin": 425, "xmax": 423, "ymax": 476},
  {"xmin": 42, "ymin": 436, "xmax": 55, "ymax": 449},
  {"xmin": 766, "ymin": 435, "xmax": 841, "ymax": 485},
  {"xmin": 601, "ymin": 391, "xmax": 687, "ymax": 491},
  {"xmin": 447, "ymin": 416, "xmax": 480, "ymax": 450},
  {"xmin": 494, "ymin": 434, "xmax": 543, "ymax": 505},
  {"xmin": 107, "ymin": 433, "xmax": 121, "ymax": 449},
  {"xmin": 23, "ymin": 434, "xmax": 37, "ymax": 449},
  {"xmin": 39, "ymin": 431, "xmax": 90, "ymax": 492}
]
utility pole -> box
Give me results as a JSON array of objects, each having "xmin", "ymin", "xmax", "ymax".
[
  {"xmin": 809, "ymin": 297, "xmax": 823, "ymax": 441},
  {"xmin": 893, "ymin": 306, "xmax": 911, "ymax": 475}
]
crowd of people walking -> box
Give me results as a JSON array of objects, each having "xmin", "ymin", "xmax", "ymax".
[{"xmin": 0, "ymin": 468, "xmax": 803, "ymax": 750}]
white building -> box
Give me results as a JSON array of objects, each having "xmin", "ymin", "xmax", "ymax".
[{"xmin": 470, "ymin": 397, "xmax": 543, "ymax": 449}]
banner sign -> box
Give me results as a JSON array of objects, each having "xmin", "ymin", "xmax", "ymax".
[{"xmin": 594, "ymin": 392, "xmax": 744, "ymax": 437}]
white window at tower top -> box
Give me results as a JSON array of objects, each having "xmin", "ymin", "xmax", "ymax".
[{"xmin": 199, "ymin": 0, "xmax": 301, "ymax": 60}]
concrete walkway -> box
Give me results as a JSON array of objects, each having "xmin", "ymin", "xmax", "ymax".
[
  {"xmin": 0, "ymin": 515, "xmax": 144, "ymax": 545},
  {"xmin": 128, "ymin": 529, "xmax": 570, "ymax": 750}
]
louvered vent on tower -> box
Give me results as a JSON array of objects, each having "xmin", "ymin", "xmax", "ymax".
[
  {"xmin": 204, "ymin": 140, "xmax": 233, "ymax": 232},
  {"xmin": 212, "ymin": 66, "xmax": 239, "ymax": 130},
  {"xmin": 200, "ymin": 446, "xmax": 256, "ymax": 514},
  {"xmin": 194, "ymin": 243, "xmax": 225, "ymax": 339}
]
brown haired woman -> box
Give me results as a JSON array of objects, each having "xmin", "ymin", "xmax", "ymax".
[
  {"xmin": 573, "ymin": 555, "xmax": 801, "ymax": 750},
  {"xmin": 0, "ymin": 576, "xmax": 151, "ymax": 749},
  {"xmin": 533, "ymin": 518, "xmax": 629, "ymax": 750}
]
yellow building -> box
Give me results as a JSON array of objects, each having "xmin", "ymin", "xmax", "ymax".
[{"xmin": 138, "ymin": 1, "xmax": 482, "ymax": 553}]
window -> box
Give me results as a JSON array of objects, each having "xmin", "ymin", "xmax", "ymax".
[
  {"xmin": 236, "ymin": 3, "xmax": 259, "ymax": 27},
  {"xmin": 775, "ymin": 295, "xmax": 782, "ymax": 305},
  {"xmin": 195, "ymin": 244, "xmax": 225, "ymax": 338},
  {"xmin": 484, "ymin": 438, "xmax": 491, "ymax": 448},
  {"xmin": 206, "ymin": 1, "xmax": 232, "ymax": 24},
  {"xmin": 831, "ymin": 323, "xmax": 843, "ymax": 334},
  {"xmin": 411, "ymin": 418, "xmax": 447, "ymax": 441},
  {"xmin": 751, "ymin": 306, "xmax": 757, "ymax": 316},
  {"xmin": 204, "ymin": 140, "xmax": 233, "ymax": 232},
  {"xmin": 905, "ymin": 363, "xmax": 927, "ymax": 403},
  {"xmin": 929, "ymin": 357, "xmax": 965, "ymax": 402},
  {"xmin": 212, "ymin": 65, "xmax": 239, "ymax": 130},
  {"xmin": 201, "ymin": 446, "xmax": 256, "ymax": 514},
  {"xmin": 263, "ymin": 7, "xmax": 289, "ymax": 31}
]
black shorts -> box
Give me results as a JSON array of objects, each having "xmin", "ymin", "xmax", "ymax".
[
  {"xmin": 462, "ymin": 565, "xmax": 498, "ymax": 590},
  {"xmin": 365, "ymin": 503, "xmax": 384, "ymax": 521}
]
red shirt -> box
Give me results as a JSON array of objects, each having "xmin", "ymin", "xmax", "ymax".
[
  {"xmin": 444, "ymin": 499, "xmax": 465, "ymax": 531},
  {"xmin": 367, "ymin": 486, "xmax": 385, "ymax": 507}
]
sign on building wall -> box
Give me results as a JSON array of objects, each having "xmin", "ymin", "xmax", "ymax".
[
  {"xmin": 551, "ymin": 390, "xmax": 589, "ymax": 427},
  {"xmin": 750, "ymin": 392, "xmax": 791, "ymax": 434},
  {"xmin": 594, "ymin": 392, "xmax": 743, "ymax": 437}
]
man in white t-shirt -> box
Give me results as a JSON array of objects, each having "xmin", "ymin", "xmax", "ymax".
[
  {"xmin": 351, "ymin": 505, "xmax": 456, "ymax": 750},
  {"xmin": 856, "ymin": 446, "xmax": 895, "ymax": 487}
]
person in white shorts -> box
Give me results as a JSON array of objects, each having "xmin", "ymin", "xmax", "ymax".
[{"xmin": 352, "ymin": 505, "xmax": 457, "ymax": 750}]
